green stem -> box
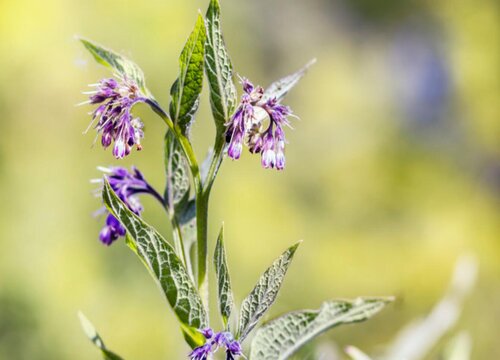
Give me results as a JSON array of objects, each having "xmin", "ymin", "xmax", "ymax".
[
  {"xmin": 203, "ymin": 132, "xmax": 226, "ymax": 194},
  {"xmin": 147, "ymin": 99, "xmax": 208, "ymax": 306}
]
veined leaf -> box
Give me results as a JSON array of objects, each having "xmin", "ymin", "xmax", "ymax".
[
  {"xmin": 78, "ymin": 312, "xmax": 124, "ymax": 360},
  {"xmin": 102, "ymin": 180, "xmax": 207, "ymax": 347},
  {"xmin": 250, "ymin": 297, "xmax": 393, "ymax": 360},
  {"xmin": 262, "ymin": 59, "xmax": 316, "ymax": 103},
  {"xmin": 214, "ymin": 224, "xmax": 234, "ymax": 328},
  {"xmin": 169, "ymin": 14, "xmax": 207, "ymax": 135},
  {"xmin": 164, "ymin": 131, "xmax": 191, "ymax": 214},
  {"xmin": 238, "ymin": 242, "xmax": 300, "ymax": 341},
  {"xmin": 205, "ymin": 0, "xmax": 237, "ymax": 132},
  {"xmin": 79, "ymin": 38, "xmax": 149, "ymax": 95}
]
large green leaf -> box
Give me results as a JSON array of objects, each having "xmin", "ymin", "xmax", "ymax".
[
  {"xmin": 78, "ymin": 312, "xmax": 124, "ymax": 360},
  {"xmin": 164, "ymin": 131, "xmax": 191, "ymax": 215},
  {"xmin": 79, "ymin": 38, "xmax": 149, "ymax": 95},
  {"xmin": 250, "ymin": 297, "xmax": 393, "ymax": 360},
  {"xmin": 204, "ymin": 0, "xmax": 237, "ymax": 132},
  {"xmin": 262, "ymin": 59, "xmax": 316, "ymax": 103},
  {"xmin": 214, "ymin": 224, "xmax": 234, "ymax": 329},
  {"xmin": 102, "ymin": 180, "xmax": 207, "ymax": 346},
  {"xmin": 238, "ymin": 242, "xmax": 300, "ymax": 341},
  {"xmin": 169, "ymin": 14, "xmax": 207, "ymax": 135}
]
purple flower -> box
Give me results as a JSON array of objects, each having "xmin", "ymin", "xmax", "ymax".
[
  {"xmin": 82, "ymin": 77, "xmax": 147, "ymax": 159},
  {"xmin": 225, "ymin": 78, "xmax": 293, "ymax": 170},
  {"xmin": 189, "ymin": 344, "xmax": 212, "ymax": 360},
  {"xmin": 93, "ymin": 166, "xmax": 163, "ymax": 246},
  {"xmin": 189, "ymin": 328, "xmax": 244, "ymax": 360}
]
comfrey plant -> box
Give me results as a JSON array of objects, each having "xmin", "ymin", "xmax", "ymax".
[{"xmin": 78, "ymin": 1, "xmax": 393, "ymax": 359}]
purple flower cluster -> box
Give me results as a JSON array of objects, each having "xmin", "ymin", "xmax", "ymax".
[
  {"xmin": 83, "ymin": 77, "xmax": 146, "ymax": 159},
  {"xmin": 94, "ymin": 166, "xmax": 163, "ymax": 245},
  {"xmin": 226, "ymin": 78, "xmax": 293, "ymax": 170},
  {"xmin": 189, "ymin": 328, "xmax": 243, "ymax": 360}
]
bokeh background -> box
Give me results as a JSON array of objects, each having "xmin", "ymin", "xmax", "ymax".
[{"xmin": 0, "ymin": 0, "xmax": 499, "ymax": 358}]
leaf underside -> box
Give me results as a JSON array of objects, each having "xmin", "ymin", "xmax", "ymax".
[
  {"xmin": 102, "ymin": 180, "xmax": 207, "ymax": 347},
  {"xmin": 250, "ymin": 297, "xmax": 393, "ymax": 360},
  {"xmin": 238, "ymin": 242, "xmax": 300, "ymax": 341},
  {"xmin": 262, "ymin": 59, "xmax": 316, "ymax": 103},
  {"xmin": 214, "ymin": 224, "xmax": 234, "ymax": 328},
  {"xmin": 205, "ymin": 0, "xmax": 237, "ymax": 132}
]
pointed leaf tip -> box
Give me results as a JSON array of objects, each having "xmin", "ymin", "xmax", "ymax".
[
  {"xmin": 250, "ymin": 297, "xmax": 392, "ymax": 360},
  {"xmin": 79, "ymin": 37, "xmax": 149, "ymax": 95},
  {"xmin": 214, "ymin": 223, "xmax": 234, "ymax": 329},
  {"xmin": 169, "ymin": 14, "xmax": 207, "ymax": 135},
  {"xmin": 238, "ymin": 242, "xmax": 300, "ymax": 341}
]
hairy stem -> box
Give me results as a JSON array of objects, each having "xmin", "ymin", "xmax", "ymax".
[{"xmin": 148, "ymin": 99, "xmax": 209, "ymax": 307}]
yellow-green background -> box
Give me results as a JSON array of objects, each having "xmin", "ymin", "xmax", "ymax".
[{"xmin": 0, "ymin": 0, "xmax": 499, "ymax": 358}]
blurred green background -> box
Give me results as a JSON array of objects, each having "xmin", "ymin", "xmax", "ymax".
[{"xmin": 0, "ymin": 0, "xmax": 499, "ymax": 358}]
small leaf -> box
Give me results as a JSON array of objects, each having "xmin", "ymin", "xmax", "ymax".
[
  {"xmin": 78, "ymin": 312, "xmax": 124, "ymax": 360},
  {"xmin": 250, "ymin": 297, "xmax": 393, "ymax": 360},
  {"xmin": 102, "ymin": 180, "xmax": 207, "ymax": 347},
  {"xmin": 79, "ymin": 38, "xmax": 149, "ymax": 95},
  {"xmin": 238, "ymin": 242, "xmax": 300, "ymax": 341},
  {"xmin": 205, "ymin": 0, "xmax": 237, "ymax": 132},
  {"xmin": 262, "ymin": 59, "xmax": 316, "ymax": 103},
  {"xmin": 214, "ymin": 224, "xmax": 234, "ymax": 328},
  {"xmin": 164, "ymin": 131, "xmax": 191, "ymax": 214},
  {"xmin": 169, "ymin": 14, "xmax": 207, "ymax": 135}
]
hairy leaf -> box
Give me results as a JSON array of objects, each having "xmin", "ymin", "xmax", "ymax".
[
  {"xmin": 205, "ymin": 0, "xmax": 237, "ymax": 132},
  {"xmin": 79, "ymin": 38, "xmax": 149, "ymax": 95},
  {"xmin": 262, "ymin": 59, "xmax": 316, "ymax": 103},
  {"xmin": 214, "ymin": 224, "xmax": 234, "ymax": 328},
  {"xmin": 169, "ymin": 15, "xmax": 207, "ymax": 135},
  {"xmin": 164, "ymin": 131, "xmax": 191, "ymax": 214},
  {"xmin": 102, "ymin": 180, "xmax": 207, "ymax": 346},
  {"xmin": 250, "ymin": 297, "xmax": 393, "ymax": 360},
  {"xmin": 238, "ymin": 242, "xmax": 300, "ymax": 341},
  {"xmin": 78, "ymin": 312, "xmax": 124, "ymax": 360}
]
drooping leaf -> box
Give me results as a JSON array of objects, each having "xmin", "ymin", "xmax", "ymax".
[
  {"xmin": 238, "ymin": 242, "xmax": 300, "ymax": 341},
  {"xmin": 102, "ymin": 180, "xmax": 207, "ymax": 347},
  {"xmin": 169, "ymin": 14, "xmax": 207, "ymax": 135},
  {"xmin": 250, "ymin": 297, "xmax": 393, "ymax": 360},
  {"xmin": 262, "ymin": 59, "xmax": 316, "ymax": 103},
  {"xmin": 164, "ymin": 131, "xmax": 191, "ymax": 214},
  {"xmin": 79, "ymin": 38, "xmax": 149, "ymax": 95},
  {"xmin": 78, "ymin": 312, "xmax": 124, "ymax": 360},
  {"xmin": 214, "ymin": 224, "xmax": 234, "ymax": 328},
  {"xmin": 204, "ymin": 0, "xmax": 237, "ymax": 132}
]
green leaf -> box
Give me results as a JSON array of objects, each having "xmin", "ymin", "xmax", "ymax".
[
  {"xmin": 214, "ymin": 224, "xmax": 234, "ymax": 329},
  {"xmin": 238, "ymin": 242, "xmax": 300, "ymax": 341},
  {"xmin": 79, "ymin": 38, "xmax": 149, "ymax": 95},
  {"xmin": 164, "ymin": 131, "xmax": 191, "ymax": 214},
  {"xmin": 102, "ymin": 180, "xmax": 208, "ymax": 346},
  {"xmin": 78, "ymin": 312, "xmax": 124, "ymax": 360},
  {"xmin": 205, "ymin": 0, "xmax": 237, "ymax": 132},
  {"xmin": 262, "ymin": 59, "xmax": 316, "ymax": 103},
  {"xmin": 250, "ymin": 297, "xmax": 393, "ymax": 360},
  {"xmin": 169, "ymin": 14, "xmax": 207, "ymax": 135}
]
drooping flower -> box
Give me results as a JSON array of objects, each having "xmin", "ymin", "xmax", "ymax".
[
  {"xmin": 93, "ymin": 166, "xmax": 163, "ymax": 246},
  {"xmin": 82, "ymin": 76, "xmax": 147, "ymax": 159},
  {"xmin": 225, "ymin": 78, "xmax": 293, "ymax": 170},
  {"xmin": 189, "ymin": 328, "xmax": 244, "ymax": 360}
]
